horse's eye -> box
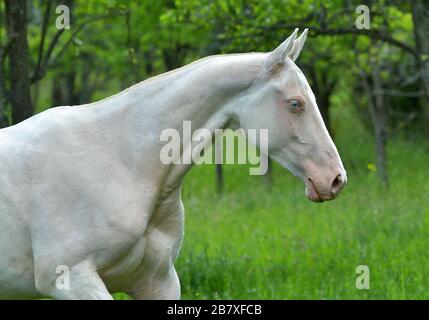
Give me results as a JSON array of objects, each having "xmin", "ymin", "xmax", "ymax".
[{"xmin": 288, "ymin": 99, "xmax": 303, "ymax": 113}]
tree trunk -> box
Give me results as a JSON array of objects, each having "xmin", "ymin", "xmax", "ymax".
[
  {"xmin": 371, "ymin": 65, "xmax": 389, "ymax": 187},
  {"xmin": 412, "ymin": 0, "xmax": 429, "ymax": 139},
  {"xmin": 361, "ymin": 54, "xmax": 389, "ymax": 187},
  {"xmin": 307, "ymin": 65, "xmax": 335, "ymax": 134},
  {"xmin": 51, "ymin": 75, "xmax": 64, "ymax": 107},
  {"xmin": 318, "ymin": 90, "xmax": 332, "ymax": 134},
  {"xmin": 215, "ymin": 140, "xmax": 224, "ymax": 194},
  {"xmin": 215, "ymin": 164, "xmax": 223, "ymax": 194},
  {"xmin": 5, "ymin": 0, "xmax": 33, "ymax": 124},
  {"xmin": 0, "ymin": 59, "xmax": 7, "ymax": 128}
]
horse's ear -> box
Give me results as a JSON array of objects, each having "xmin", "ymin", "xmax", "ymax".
[
  {"xmin": 288, "ymin": 28, "xmax": 308, "ymax": 61},
  {"xmin": 267, "ymin": 28, "xmax": 299, "ymax": 71}
]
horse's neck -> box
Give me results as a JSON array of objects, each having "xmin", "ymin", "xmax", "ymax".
[
  {"xmin": 92, "ymin": 53, "xmax": 266, "ymax": 188},
  {"xmin": 109, "ymin": 53, "xmax": 265, "ymax": 128}
]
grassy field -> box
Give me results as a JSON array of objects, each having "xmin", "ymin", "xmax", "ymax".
[{"xmin": 173, "ymin": 107, "xmax": 429, "ymax": 300}]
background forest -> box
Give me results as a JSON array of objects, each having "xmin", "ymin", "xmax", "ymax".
[{"xmin": 1, "ymin": 0, "xmax": 429, "ymax": 299}]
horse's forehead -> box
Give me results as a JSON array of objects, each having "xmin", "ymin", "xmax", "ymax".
[
  {"xmin": 273, "ymin": 64, "xmax": 310, "ymax": 95},
  {"xmin": 276, "ymin": 62, "xmax": 317, "ymax": 103},
  {"xmin": 286, "ymin": 61, "xmax": 308, "ymax": 86}
]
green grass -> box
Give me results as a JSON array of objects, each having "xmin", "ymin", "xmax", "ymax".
[{"xmin": 175, "ymin": 105, "xmax": 429, "ymax": 299}]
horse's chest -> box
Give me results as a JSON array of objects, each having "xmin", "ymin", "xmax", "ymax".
[{"xmin": 103, "ymin": 194, "xmax": 184, "ymax": 289}]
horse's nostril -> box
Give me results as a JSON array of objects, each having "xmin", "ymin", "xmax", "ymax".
[
  {"xmin": 331, "ymin": 174, "xmax": 344, "ymax": 195},
  {"xmin": 332, "ymin": 175, "xmax": 341, "ymax": 187}
]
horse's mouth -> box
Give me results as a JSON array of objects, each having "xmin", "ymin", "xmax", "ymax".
[{"xmin": 305, "ymin": 178, "xmax": 324, "ymax": 203}]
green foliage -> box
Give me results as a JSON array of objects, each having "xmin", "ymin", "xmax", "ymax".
[{"xmin": 23, "ymin": 0, "xmax": 421, "ymax": 136}]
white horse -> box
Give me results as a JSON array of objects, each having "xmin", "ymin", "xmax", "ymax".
[{"xmin": 0, "ymin": 29, "xmax": 346, "ymax": 299}]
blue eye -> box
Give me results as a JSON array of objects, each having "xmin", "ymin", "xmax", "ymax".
[{"xmin": 288, "ymin": 99, "xmax": 303, "ymax": 112}]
